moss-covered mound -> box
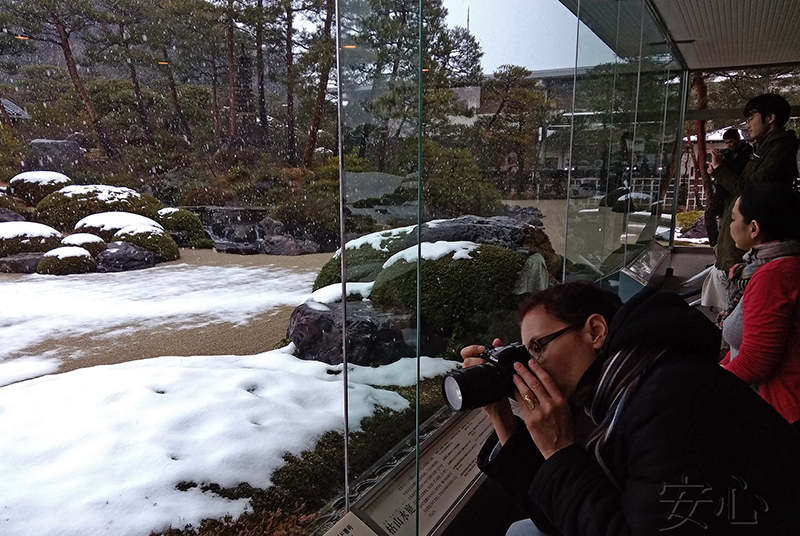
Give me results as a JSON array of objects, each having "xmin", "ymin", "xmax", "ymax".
[
  {"xmin": 75, "ymin": 211, "xmax": 163, "ymax": 242},
  {"xmin": 8, "ymin": 171, "xmax": 74, "ymax": 206},
  {"xmin": 313, "ymin": 226, "xmax": 414, "ymax": 290},
  {"xmin": 36, "ymin": 184, "xmax": 161, "ymax": 232},
  {"xmin": 36, "ymin": 246, "xmax": 97, "ymax": 275},
  {"xmin": 157, "ymin": 207, "xmax": 212, "ymax": 248},
  {"xmin": 370, "ymin": 243, "xmax": 528, "ymax": 355},
  {"xmin": 0, "ymin": 192, "xmax": 26, "ymax": 213},
  {"xmin": 61, "ymin": 233, "xmax": 107, "ymax": 257},
  {"xmin": 0, "ymin": 221, "xmax": 63, "ymax": 257},
  {"xmin": 113, "ymin": 225, "xmax": 180, "ymax": 262}
]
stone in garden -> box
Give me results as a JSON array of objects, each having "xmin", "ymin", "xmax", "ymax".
[
  {"xmin": 502, "ymin": 204, "xmax": 544, "ymax": 226},
  {"xmin": 8, "ymin": 171, "xmax": 74, "ymax": 206},
  {"xmin": 97, "ymin": 241, "xmax": 158, "ymax": 272},
  {"xmin": 28, "ymin": 139, "xmax": 87, "ymax": 170},
  {"xmin": 36, "ymin": 246, "xmax": 97, "ymax": 275},
  {"xmin": 0, "ymin": 252, "xmax": 45, "ymax": 273},
  {"xmin": 75, "ymin": 211, "xmax": 163, "ymax": 242},
  {"xmin": 113, "ymin": 225, "xmax": 180, "ymax": 262},
  {"xmin": 0, "ymin": 221, "xmax": 62, "ymax": 257},
  {"xmin": 259, "ymin": 235, "xmax": 319, "ymax": 256},
  {"xmin": 288, "ymin": 301, "xmax": 414, "ymax": 366},
  {"xmin": 61, "ymin": 233, "xmax": 106, "ymax": 257},
  {"xmin": 157, "ymin": 207, "xmax": 212, "ymax": 248},
  {"xmin": 0, "ymin": 208, "xmax": 25, "ymax": 223},
  {"xmin": 36, "ymin": 184, "xmax": 161, "ymax": 232},
  {"xmin": 212, "ymin": 242, "xmax": 261, "ymax": 255},
  {"xmin": 400, "ymin": 215, "xmax": 529, "ymax": 252}
]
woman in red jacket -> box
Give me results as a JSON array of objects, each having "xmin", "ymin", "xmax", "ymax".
[{"xmin": 722, "ymin": 183, "xmax": 800, "ymax": 427}]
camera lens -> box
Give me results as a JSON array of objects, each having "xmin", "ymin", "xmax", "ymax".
[{"xmin": 442, "ymin": 363, "xmax": 510, "ymax": 411}]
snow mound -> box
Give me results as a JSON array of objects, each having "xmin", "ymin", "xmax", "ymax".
[
  {"xmin": 9, "ymin": 171, "xmax": 72, "ymax": 186},
  {"xmin": 57, "ymin": 184, "xmax": 140, "ymax": 202},
  {"xmin": 43, "ymin": 246, "xmax": 92, "ymax": 259},
  {"xmin": 0, "ymin": 221, "xmax": 62, "ymax": 240},
  {"xmin": 75, "ymin": 212, "xmax": 162, "ymax": 233},
  {"xmin": 62, "ymin": 233, "xmax": 104, "ymax": 246}
]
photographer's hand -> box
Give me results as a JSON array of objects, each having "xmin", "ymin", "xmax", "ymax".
[
  {"xmin": 512, "ymin": 359, "xmax": 575, "ymax": 459},
  {"xmin": 709, "ymin": 149, "xmax": 724, "ymax": 169},
  {"xmin": 461, "ymin": 340, "xmax": 519, "ymax": 444}
]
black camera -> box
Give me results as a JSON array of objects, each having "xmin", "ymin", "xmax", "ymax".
[{"xmin": 442, "ymin": 342, "xmax": 530, "ymax": 411}]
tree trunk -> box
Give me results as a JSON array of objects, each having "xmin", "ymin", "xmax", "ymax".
[
  {"xmin": 120, "ymin": 23, "xmax": 154, "ymax": 145},
  {"xmin": 56, "ymin": 21, "xmax": 120, "ymax": 159},
  {"xmin": 227, "ymin": 5, "xmax": 237, "ymax": 143},
  {"xmin": 163, "ymin": 48, "xmax": 193, "ymax": 144},
  {"xmin": 211, "ymin": 56, "xmax": 222, "ymax": 145},
  {"xmin": 692, "ymin": 73, "xmax": 712, "ymax": 208},
  {"xmin": 302, "ymin": 0, "xmax": 334, "ymax": 168},
  {"xmin": 687, "ymin": 140, "xmax": 703, "ymax": 209},
  {"xmin": 256, "ymin": 0, "xmax": 268, "ymax": 145},
  {"xmin": 285, "ymin": 1, "xmax": 297, "ymax": 166}
]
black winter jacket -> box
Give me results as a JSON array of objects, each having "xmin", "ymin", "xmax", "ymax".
[{"xmin": 477, "ymin": 288, "xmax": 800, "ymax": 535}]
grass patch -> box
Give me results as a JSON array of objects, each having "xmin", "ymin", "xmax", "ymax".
[{"xmin": 676, "ymin": 210, "xmax": 704, "ymax": 233}]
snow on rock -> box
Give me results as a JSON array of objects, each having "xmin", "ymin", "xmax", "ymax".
[
  {"xmin": 9, "ymin": 171, "xmax": 72, "ymax": 186},
  {"xmin": 309, "ymin": 281, "xmax": 374, "ymax": 303},
  {"xmin": 57, "ymin": 184, "xmax": 140, "ymax": 202},
  {"xmin": 43, "ymin": 246, "xmax": 92, "ymax": 259},
  {"xmin": 383, "ymin": 240, "xmax": 480, "ymax": 269},
  {"xmin": 75, "ymin": 212, "xmax": 162, "ymax": 233},
  {"xmin": 115, "ymin": 224, "xmax": 167, "ymax": 236},
  {"xmin": 62, "ymin": 233, "xmax": 104, "ymax": 246},
  {"xmin": 158, "ymin": 207, "xmax": 180, "ymax": 216},
  {"xmin": 0, "ymin": 221, "xmax": 62, "ymax": 240}
]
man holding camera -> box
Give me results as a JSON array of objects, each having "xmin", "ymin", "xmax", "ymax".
[
  {"xmin": 704, "ymin": 128, "xmax": 751, "ymax": 247},
  {"xmin": 458, "ymin": 282, "xmax": 800, "ymax": 535},
  {"xmin": 702, "ymin": 93, "xmax": 799, "ymax": 311}
]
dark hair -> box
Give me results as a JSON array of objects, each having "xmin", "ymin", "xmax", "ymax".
[
  {"xmin": 743, "ymin": 93, "xmax": 792, "ymax": 127},
  {"xmin": 722, "ymin": 128, "xmax": 741, "ymax": 140},
  {"xmin": 738, "ymin": 183, "xmax": 800, "ymax": 241},
  {"xmin": 517, "ymin": 282, "xmax": 622, "ymax": 327}
]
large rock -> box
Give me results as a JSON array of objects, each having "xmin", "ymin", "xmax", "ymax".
[
  {"xmin": 0, "ymin": 208, "xmax": 25, "ymax": 223},
  {"xmin": 28, "ymin": 139, "xmax": 87, "ymax": 171},
  {"xmin": 288, "ymin": 301, "xmax": 414, "ymax": 366},
  {"xmin": 401, "ymin": 215, "xmax": 529, "ymax": 252},
  {"xmin": 97, "ymin": 241, "xmax": 158, "ymax": 272},
  {"xmin": 0, "ymin": 252, "xmax": 45, "ymax": 273},
  {"xmin": 259, "ymin": 235, "xmax": 320, "ymax": 256}
]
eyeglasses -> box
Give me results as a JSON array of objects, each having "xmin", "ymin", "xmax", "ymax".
[{"xmin": 526, "ymin": 325, "xmax": 578, "ymax": 362}]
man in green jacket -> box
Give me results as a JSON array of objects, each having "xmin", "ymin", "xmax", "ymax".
[{"xmin": 702, "ymin": 93, "xmax": 799, "ymax": 310}]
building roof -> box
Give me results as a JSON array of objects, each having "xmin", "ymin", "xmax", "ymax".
[
  {"xmin": 1, "ymin": 98, "xmax": 30, "ymax": 120},
  {"xmin": 558, "ymin": 0, "xmax": 800, "ymax": 70}
]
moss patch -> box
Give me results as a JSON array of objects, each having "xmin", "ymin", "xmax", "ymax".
[
  {"xmin": 677, "ymin": 210, "xmax": 704, "ymax": 233},
  {"xmin": 0, "ymin": 225, "xmax": 62, "ymax": 257},
  {"xmin": 313, "ymin": 228, "xmax": 413, "ymax": 290},
  {"xmin": 157, "ymin": 208, "xmax": 210, "ymax": 248},
  {"xmin": 114, "ymin": 227, "xmax": 180, "ymax": 262},
  {"xmin": 36, "ymin": 185, "xmax": 161, "ymax": 232},
  {"xmin": 37, "ymin": 249, "xmax": 97, "ymax": 275},
  {"xmin": 9, "ymin": 173, "xmax": 74, "ymax": 206}
]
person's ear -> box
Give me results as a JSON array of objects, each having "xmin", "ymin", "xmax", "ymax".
[
  {"xmin": 763, "ymin": 113, "xmax": 776, "ymax": 126},
  {"xmin": 750, "ymin": 219, "xmax": 762, "ymax": 241},
  {"xmin": 584, "ymin": 313, "xmax": 608, "ymax": 350}
]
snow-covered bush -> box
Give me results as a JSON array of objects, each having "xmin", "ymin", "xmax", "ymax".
[
  {"xmin": 35, "ymin": 184, "xmax": 161, "ymax": 231},
  {"xmin": 157, "ymin": 207, "xmax": 213, "ymax": 248},
  {"xmin": 113, "ymin": 224, "xmax": 179, "ymax": 262},
  {"xmin": 61, "ymin": 233, "xmax": 106, "ymax": 257},
  {"xmin": 8, "ymin": 171, "xmax": 74, "ymax": 206},
  {"xmin": 74, "ymin": 211, "xmax": 162, "ymax": 241},
  {"xmin": 0, "ymin": 221, "xmax": 62, "ymax": 258},
  {"xmin": 36, "ymin": 246, "xmax": 97, "ymax": 275}
]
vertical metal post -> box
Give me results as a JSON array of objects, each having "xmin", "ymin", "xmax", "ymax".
[
  {"xmin": 561, "ymin": 0, "xmax": 581, "ymax": 282},
  {"xmin": 670, "ymin": 70, "xmax": 690, "ymax": 249},
  {"xmin": 415, "ymin": 0, "xmax": 424, "ymax": 532},
  {"xmin": 334, "ymin": 0, "xmax": 351, "ymax": 511}
]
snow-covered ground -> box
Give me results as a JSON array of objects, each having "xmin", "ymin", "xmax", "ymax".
[{"xmin": 0, "ymin": 261, "xmax": 457, "ymax": 536}]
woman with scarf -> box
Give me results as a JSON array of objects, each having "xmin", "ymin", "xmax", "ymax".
[
  {"xmin": 720, "ymin": 183, "xmax": 800, "ymax": 427},
  {"xmin": 464, "ymin": 282, "xmax": 800, "ymax": 536}
]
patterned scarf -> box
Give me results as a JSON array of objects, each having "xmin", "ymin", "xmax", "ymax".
[
  {"xmin": 585, "ymin": 345, "xmax": 669, "ymax": 490},
  {"xmin": 719, "ymin": 239, "xmax": 800, "ymax": 326}
]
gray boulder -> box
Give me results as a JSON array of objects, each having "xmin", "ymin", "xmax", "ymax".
[
  {"xmin": 259, "ymin": 235, "xmax": 320, "ymax": 256},
  {"xmin": 288, "ymin": 301, "xmax": 414, "ymax": 366},
  {"xmin": 28, "ymin": 139, "xmax": 87, "ymax": 171},
  {"xmin": 0, "ymin": 252, "xmax": 45, "ymax": 274},
  {"xmin": 0, "ymin": 208, "xmax": 25, "ymax": 223},
  {"xmin": 97, "ymin": 241, "xmax": 157, "ymax": 272},
  {"xmin": 402, "ymin": 214, "xmax": 529, "ymax": 251},
  {"xmin": 212, "ymin": 242, "xmax": 260, "ymax": 255}
]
